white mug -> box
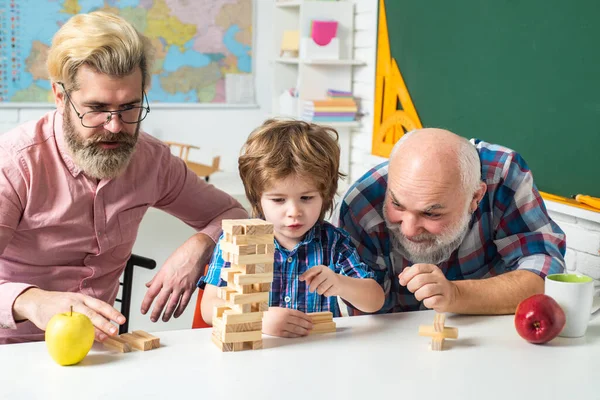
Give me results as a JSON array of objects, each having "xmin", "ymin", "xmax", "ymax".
[{"xmin": 545, "ymin": 273, "xmax": 600, "ymax": 338}]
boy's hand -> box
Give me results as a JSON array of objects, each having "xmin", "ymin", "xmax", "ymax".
[
  {"xmin": 299, "ymin": 265, "xmax": 341, "ymax": 297},
  {"xmin": 262, "ymin": 307, "xmax": 313, "ymax": 338}
]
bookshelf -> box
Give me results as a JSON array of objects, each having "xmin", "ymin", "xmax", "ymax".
[{"xmin": 272, "ymin": 0, "xmax": 362, "ymax": 182}]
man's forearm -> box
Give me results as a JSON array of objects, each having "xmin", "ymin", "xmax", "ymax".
[
  {"xmin": 0, "ymin": 282, "xmax": 37, "ymax": 328},
  {"xmin": 451, "ymin": 270, "xmax": 544, "ymax": 314},
  {"xmin": 181, "ymin": 232, "xmax": 216, "ymax": 272}
]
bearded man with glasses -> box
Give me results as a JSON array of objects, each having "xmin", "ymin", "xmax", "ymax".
[{"xmin": 0, "ymin": 11, "xmax": 247, "ymax": 344}]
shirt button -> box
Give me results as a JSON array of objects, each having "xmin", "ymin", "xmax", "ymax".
[
  {"xmin": 287, "ymin": 257, "xmax": 293, "ymax": 263},
  {"xmin": 97, "ymin": 231, "xmax": 102, "ymax": 236},
  {"xmin": 82, "ymin": 281, "xmax": 88, "ymax": 288},
  {"xmin": 284, "ymin": 296, "xmax": 291, "ymax": 303}
]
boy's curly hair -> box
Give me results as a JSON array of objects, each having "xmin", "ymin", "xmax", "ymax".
[{"xmin": 239, "ymin": 119, "xmax": 345, "ymax": 220}]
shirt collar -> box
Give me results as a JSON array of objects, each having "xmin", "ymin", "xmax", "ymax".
[
  {"xmin": 52, "ymin": 110, "xmax": 84, "ymax": 178},
  {"xmin": 274, "ymin": 222, "xmax": 321, "ymax": 253}
]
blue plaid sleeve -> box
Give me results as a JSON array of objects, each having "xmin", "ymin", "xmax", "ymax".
[
  {"xmin": 334, "ymin": 228, "xmax": 375, "ymax": 280},
  {"xmin": 197, "ymin": 232, "xmax": 230, "ymax": 289},
  {"xmin": 478, "ymin": 142, "xmax": 566, "ymax": 278},
  {"xmin": 335, "ymin": 165, "xmax": 395, "ymax": 313}
]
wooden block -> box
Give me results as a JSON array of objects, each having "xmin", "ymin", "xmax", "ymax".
[
  {"xmin": 252, "ymin": 224, "xmax": 273, "ymax": 234},
  {"xmin": 248, "ymin": 340, "xmax": 262, "ymax": 350},
  {"xmin": 230, "ymin": 291, "xmax": 269, "ymax": 305},
  {"xmin": 221, "ymin": 242, "xmax": 258, "ymax": 255},
  {"xmin": 252, "ymin": 282, "xmax": 271, "ymax": 293},
  {"xmin": 222, "ymin": 219, "xmax": 273, "ymax": 236},
  {"xmin": 431, "ymin": 337, "xmax": 444, "ymax": 351},
  {"xmin": 212, "ymin": 320, "xmax": 223, "ymax": 338},
  {"xmin": 232, "ymin": 303, "xmax": 251, "ymax": 313},
  {"xmin": 233, "ymin": 234, "xmax": 274, "ymax": 246},
  {"xmin": 255, "ymin": 263, "xmax": 274, "ymax": 273},
  {"xmin": 434, "ymin": 313, "xmax": 445, "ymax": 333},
  {"xmin": 234, "ymin": 272, "xmax": 274, "ymax": 286},
  {"xmin": 232, "ymin": 253, "xmax": 274, "ymax": 265},
  {"xmin": 213, "ymin": 305, "xmax": 231, "ymax": 318},
  {"xmin": 222, "ymin": 330, "xmax": 262, "ymax": 343},
  {"xmin": 418, "ymin": 325, "xmax": 459, "ymax": 339},
  {"xmin": 212, "ymin": 334, "xmax": 244, "ymax": 352},
  {"xmin": 308, "ymin": 311, "xmax": 334, "ymax": 323},
  {"xmin": 256, "ymin": 244, "xmax": 275, "ymax": 254},
  {"xmin": 213, "ymin": 316, "xmax": 262, "ymax": 333},
  {"xmin": 237, "ymin": 264, "xmax": 256, "ymax": 274},
  {"xmin": 222, "ymin": 251, "xmax": 231, "ymax": 263},
  {"xmin": 244, "ymin": 221, "xmax": 272, "ymax": 235},
  {"xmin": 217, "ymin": 286, "xmax": 238, "ymax": 301},
  {"xmin": 103, "ymin": 336, "xmax": 131, "ymax": 353},
  {"xmin": 131, "ymin": 330, "xmax": 160, "ymax": 349},
  {"xmin": 251, "ymin": 302, "xmax": 269, "ymax": 312},
  {"xmin": 220, "ymin": 268, "xmax": 241, "ymax": 283},
  {"xmin": 223, "ymin": 310, "xmax": 263, "ymax": 324},
  {"xmin": 212, "ymin": 335, "xmax": 261, "ymax": 352},
  {"xmin": 221, "ymin": 221, "xmax": 245, "ymax": 235},
  {"xmin": 222, "ymin": 219, "xmax": 251, "ymax": 226},
  {"xmin": 229, "ymin": 282, "xmax": 255, "ymax": 294},
  {"xmin": 309, "ymin": 321, "xmax": 337, "ymax": 335},
  {"xmin": 120, "ymin": 333, "xmax": 153, "ymax": 351}
]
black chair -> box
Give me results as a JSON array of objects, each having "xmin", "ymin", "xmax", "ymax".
[{"xmin": 115, "ymin": 254, "xmax": 157, "ymax": 334}]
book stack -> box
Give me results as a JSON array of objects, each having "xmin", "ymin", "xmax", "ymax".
[{"xmin": 302, "ymin": 89, "xmax": 357, "ymax": 123}]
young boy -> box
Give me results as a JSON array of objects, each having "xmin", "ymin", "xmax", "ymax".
[{"xmin": 199, "ymin": 119, "xmax": 384, "ymax": 338}]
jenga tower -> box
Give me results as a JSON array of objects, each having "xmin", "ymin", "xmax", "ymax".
[{"xmin": 211, "ymin": 219, "xmax": 275, "ymax": 352}]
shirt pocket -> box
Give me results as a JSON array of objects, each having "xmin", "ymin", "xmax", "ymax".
[{"xmin": 111, "ymin": 206, "xmax": 149, "ymax": 259}]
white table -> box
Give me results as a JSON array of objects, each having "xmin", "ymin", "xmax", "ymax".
[{"xmin": 1, "ymin": 310, "xmax": 599, "ymax": 400}]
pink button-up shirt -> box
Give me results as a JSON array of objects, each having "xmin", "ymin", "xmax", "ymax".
[{"xmin": 0, "ymin": 111, "xmax": 247, "ymax": 344}]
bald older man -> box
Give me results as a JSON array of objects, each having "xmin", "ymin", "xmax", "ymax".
[{"xmin": 336, "ymin": 129, "xmax": 565, "ymax": 315}]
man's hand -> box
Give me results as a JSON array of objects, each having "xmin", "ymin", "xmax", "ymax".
[
  {"xmin": 13, "ymin": 288, "xmax": 125, "ymax": 341},
  {"xmin": 398, "ymin": 264, "xmax": 459, "ymax": 312},
  {"xmin": 141, "ymin": 233, "xmax": 214, "ymax": 323},
  {"xmin": 262, "ymin": 307, "xmax": 313, "ymax": 338},
  {"xmin": 299, "ymin": 265, "xmax": 341, "ymax": 297}
]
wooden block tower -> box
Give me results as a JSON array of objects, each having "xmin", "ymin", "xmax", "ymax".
[{"xmin": 211, "ymin": 219, "xmax": 275, "ymax": 352}]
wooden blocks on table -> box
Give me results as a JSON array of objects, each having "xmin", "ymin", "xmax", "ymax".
[
  {"xmin": 212, "ymin": 219, "xmax": 275, "ymax": 352},
  {"xmin": 307, "ymin": 311, "xmax": 336, "ymax": 335},
  {"xmin": 418, "ymin": 313, "xmax": 458, "ymax": 351},
  {"xmin": 103, "ymin": 330, "xmax": 160, "ymax": 353}
]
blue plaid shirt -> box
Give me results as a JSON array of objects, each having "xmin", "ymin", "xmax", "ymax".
[
  {"xmin": 335, "ymin": 139, "xmax": 566, "ymax": 314},
  {"xmin": 199, "ymin": 221, "xmax": 374, "ymax": 317}
]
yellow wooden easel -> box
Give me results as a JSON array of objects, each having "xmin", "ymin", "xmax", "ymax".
[{"xmin": 372, "ymin": 0, "xmax": 422, "ymax": 158}]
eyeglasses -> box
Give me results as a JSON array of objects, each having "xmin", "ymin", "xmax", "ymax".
[{"xmin": 58, "ymin": 82, "xmax": 150, "ymax": 128}]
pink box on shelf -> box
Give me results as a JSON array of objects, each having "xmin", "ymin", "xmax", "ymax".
[{"xmin": 310, "ymin": 20, "xmax": 338, "ymax": 46}]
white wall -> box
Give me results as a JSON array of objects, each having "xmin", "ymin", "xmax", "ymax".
[
  {"xmin": 348, "ymin": 0, "xmax": 387, "ymax": 182},
  {"xmin": 0, "ymin": 1, "xmax": 274, "ymax": 196},
  {"xmin": 546, "ymin": 204, "xmax": 600, "ymax": 288}
]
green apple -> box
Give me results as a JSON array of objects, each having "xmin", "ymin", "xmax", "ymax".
[{"xmin": 45, "ymin": 307, "xmax": 95, "ymax": 366}]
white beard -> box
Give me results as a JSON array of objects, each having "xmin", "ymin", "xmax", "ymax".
[{"xmin": 384, "ymin": 203, "xmax": 472, "ymax": 265}]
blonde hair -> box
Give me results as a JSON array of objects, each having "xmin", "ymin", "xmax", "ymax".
[
  {"xmin": 239, "ymin": 119, "xmax": 345, "ymax": 220},
  {"xmin": 47, "ymin": 11, "xmax": 154, "ymax": 90}
]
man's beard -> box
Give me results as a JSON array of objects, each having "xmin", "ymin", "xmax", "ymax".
[
  {"xmin": 384, "ymin": 202, "xmax": 473, "ymax": 265},
  {"xmin": 63, "ymin": 110, "xmax": 139, "ymax": 180}
]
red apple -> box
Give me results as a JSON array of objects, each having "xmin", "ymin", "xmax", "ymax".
[{"xmin": 514, "ymin": 294, "xmax": 566, "ymax": 344}]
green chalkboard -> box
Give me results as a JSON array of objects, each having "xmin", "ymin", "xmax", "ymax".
[{"xmin": 383, "ymin": 1, "xmax": 600, "ymax": 198}]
